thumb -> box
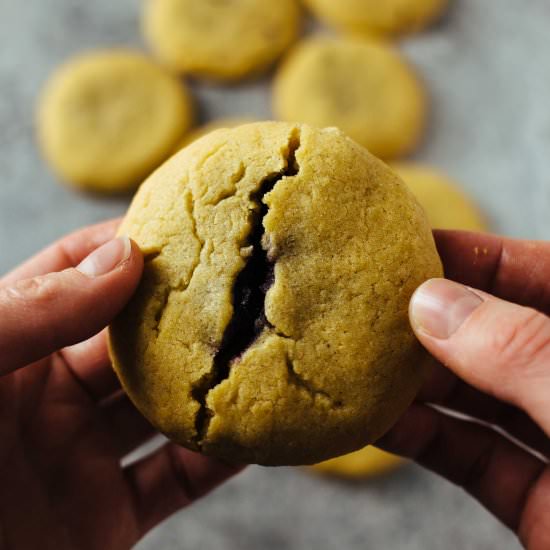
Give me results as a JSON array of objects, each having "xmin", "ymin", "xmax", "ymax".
[
  {"xmin": 409, "ymin": 278, "xmax": 550, "ymax": 434},
  {"xmin": 0, "ymin": 236, "xmax": 143, "ymax": 374}
]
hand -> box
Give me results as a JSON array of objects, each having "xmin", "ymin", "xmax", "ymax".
[
  {"xmin": 379, "ymin": 230, "xmax": 550, "ymax": 550},
  {"xmin": 0, "ymin": 219, "xmax": 240, "ymax": 550}
]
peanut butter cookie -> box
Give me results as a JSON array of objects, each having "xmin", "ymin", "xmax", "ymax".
[
  {"xmin": 394, "ymin": 164, "xmax": 488, "ymax": 231},
  {"xmin": 109, "ymin": 122, "xmax": 442, "ymax": 465},
  {"xmin": 273, "ymin": 38, "xmax": 426, "ymax": 160},
  {"xmin": 143, "ymin": 0, "xmax": 300, "ymax": 80},
  {"xmin": 38, "ymin": 50, "xmax": 192, "ymax": 193},
  {"xmin": 304, "ymin": 0, "xmax": 447, "ymax": 36}
]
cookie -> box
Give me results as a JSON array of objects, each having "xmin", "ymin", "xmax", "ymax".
[
  {"xmin": 109, "ymin": 121, "xmax": 442, "ymax": 466},
  {"xmin": 303, "ymin": 0, "xmax": 448, "ymax": 36},
  {"xmin": 179, "ymin": 117, "xmax": 257, "ymax": 149},
  {"xmin": 143, "ymin": 0, "xmax": 300, "ymax": 80},
  {"xmin": 38, "ymin": 50, "xmax": 193, "ymax": 194},
  {"xmin": 393, "ymin": 164, "xmax": 488, "ymax": 231},
  {"xmin": 311, "ymin": 446, "xmax": 404, "ymax": 479},
  {"xmin": 273, "ymin": 37, "xmax": 426, "ymax": 160}
]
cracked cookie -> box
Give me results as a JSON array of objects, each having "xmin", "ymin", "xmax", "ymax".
[
  {"xmin": 311, "ymin": 446, "xmax": 404, "ymax": 479},
  {"xmin": 37, "ymin": 50, "xmax": 193, "ymax": 194},
  {"xmin": 393, "ymin": 164, "xmax": 488, "ymax": 231},
  {"xmin": 108, "ymin": 121, "xmax": 442, "ymax": 466},
  {"xmin": 303, "ymin": 0, "xmax": 448, "ymax": 36},
  {"xmin": 142, "ymin": 0, "xmax": 301, "ymax": 80},
  {"xmin": 273, "ymin": 37, "xmax": 427, "ymax": 160}
]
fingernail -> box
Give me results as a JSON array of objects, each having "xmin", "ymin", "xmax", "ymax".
[
  {"xmin": 410, "ymin": 278, "xmax": 483, "ymax": 339},
  {"xmin": 77, "ymin": 236, "xmax": 131, "ymax": 277}
]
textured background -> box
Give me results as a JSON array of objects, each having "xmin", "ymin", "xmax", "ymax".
[{"xmin": 2, "ymin": 0, "xmax": 550, "ymax": 548}]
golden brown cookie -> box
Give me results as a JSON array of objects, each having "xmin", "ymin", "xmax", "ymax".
[
  {"xmin": 37, "ymin": 50, "xmax": 193, "ymax": 194},
  {"xmin": 311, "ymin": 446, "xmax": 404, "ymax": 478},
  {"xmin": 109, "ymin": 122, "xmax": 442, "ymax": 466},
  {"xmin": 273, "ymin": 37, "xmax": 426, "ymax": 160},
  {"xmin": 393, "ymin": 164, "xmax": 488, "ymax": 231},
  {"xmin": 303, "ymin": 0, "xmax": 448, "ymax": 36},
  {"xmin": 143, "ymin": 0, "xmax": 301, "ymax": 80}
]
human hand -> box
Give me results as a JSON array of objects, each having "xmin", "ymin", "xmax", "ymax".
[
  {"xmin": 379, "ymin": 230, "xmax": 550, "ymax": 550},
  {"xmin": 0, "ymin": 219, "xmax": 240, "ymax": 550}
]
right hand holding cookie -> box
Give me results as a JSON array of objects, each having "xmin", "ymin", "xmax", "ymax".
[{"xmin": 380, "ymin": 230, "xmax": 550, "ymax": 550}]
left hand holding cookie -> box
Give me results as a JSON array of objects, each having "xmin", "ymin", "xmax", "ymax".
[{"xmin": 0, "ymin": 219, "xmax": 240, "ymax": 549}]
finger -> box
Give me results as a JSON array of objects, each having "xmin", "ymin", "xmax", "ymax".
[
  {"xmin": 519, "ymin": 468, "xmax": 550, "ymax": 549},
  {"xmin": 435, "ymin": 230, "xmax": 550, "ymax": 315},
  {"xmin": 125, "ymin": 444, "xmax": 243, "ymax": 537},
  {"xmin": 410, "ymin": 278, "xmax": 550, "ymax": 435},
  {"xmin": 101, "ymin": 393, "xmax": 156, "ymax": 457},
  {"xmin": 420, "ymin": 364, "xmax": 550, "ymax": 458},
  {"xmin": 0, "ymin": 237, "xmax": 143, "ymax": 374},
  {"xmin": 378, "ymin": 403, "xmax": 548, "ymax": 533},
  {"xmin": 60, "ymin": 330, "xmax": 121, "ymax": 402},
  {"xmin": 1, "ymin": 218, "xmax": 121, "ymax": 286}
]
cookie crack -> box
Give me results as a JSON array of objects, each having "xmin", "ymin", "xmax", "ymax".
[
  {"xmin": 143, "ymin": 251, "xmax": 162, "ymax": 263},
  {"xmin": 152, "ymin": 287, "xmax": 171, "ymax": 336},
  {"xmin": 151, "ymin": 189, "xmax": 205, "ymax": 337},
  {"xmin": 192, "ymin": 128, "xmax": 301, "ymax": 445},
  {"xmin": 284, "ymin": 353, "xmax": 341, "ymax": 407},
  {"xmin": 196, "ymin": 141, "xmax": 228, "ymax": 172},
  {"xmin": 204, "ymin": 162, "xmax": 247, "ymax": 206},
  {"xmin": 186, "ymin": 188, "xmax": 205, "ymax": 284}
]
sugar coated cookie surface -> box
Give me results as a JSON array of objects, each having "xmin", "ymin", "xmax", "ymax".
[
  {"xmin": 109, "ymin": 122, "xmax": 442, "ymax": 466},
  {"xmin": 393, "ymin": 164, "xmax": 488, "ymax": 231},
  {"xmin": 273, "ymin": 38, "xmax": 426, "ymax": 160},
  {"xmin": 38, "ymin": 50, "xmax": 193, "ymax": 193},
  {"xmin": 304, "ymin": 0, "xmax": 447, "ymax": 36},
  {"xmin": 311, "ymin": 446, "xmax": 404, "ymax": 478},
  {"xmin": 143, "ymin": 0, "xmax": 300, "ymax": 80}
]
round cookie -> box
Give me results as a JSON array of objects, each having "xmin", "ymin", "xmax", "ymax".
[
  {"xmin": 393, "ymin": 164, "xmax": 488, "ymax": 231},
  {"xmin": 109, "ymin": 121, "xmax": 442, "ymax": 466},
  {"xmin": 143, "ymin": 0, "xmax": 301, "ymax": 80},
  {"xmin": 303, "ymin": 0, "xmax": 447, "ymax": 36},
  {"xmin": 273, "ymin": 38, "xmax": 426, "ymax": 160},
  {"xmin": 311, "ymin": 446, "xmax": 404, "ymax": 479},
  {"xmin": 38, "ymin": 50, "xmax": 193, "ymax": 194},
  {"xmin": 179, "ymin": 117, "xmax": 257, "ymax": 149}
]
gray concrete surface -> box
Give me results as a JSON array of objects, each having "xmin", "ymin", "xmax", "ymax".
[{"xmin": 2, "ymin": 0, "xmax": 549, "ymax": 548}]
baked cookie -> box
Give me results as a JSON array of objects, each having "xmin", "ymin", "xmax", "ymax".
[
  {"xmin": 311, "ymin": 446, "xmax": 404, "ymax": 479},
  {"xmin": 303, "ymin": 0, "xmax": 448, "ymax": 36},
  {"xmin": 38, "ymin": 50, "xmax": 193, "ymax": 194},
  {"xmin": 393, "ymin": 164, "xmax": 488, "ymax": 231},
  {"xmin": 109, "ymin": 121, "xmax": 442, "ymax": 466},
  {"xmin": 143, "ymin": 0, "xmax": 300, "ymax": 80},
  {"xmin": 273, "ymin": 38, "xmax": 426, "ymax": 160},
  {"xmin": 179, "ymin": 117, "xmax": 257, "ymax": 149}
]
